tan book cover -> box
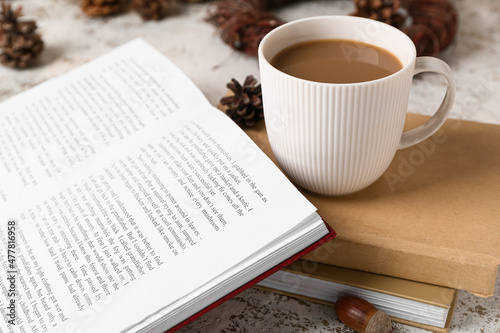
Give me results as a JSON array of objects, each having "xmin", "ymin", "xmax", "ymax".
[
  {"xmin": 256, "ymin": 259, "xmax": 457, "ymax": 333},
  {"xmin": 243, "ymin": 114, "xmax": 500, "ymax": 297}
]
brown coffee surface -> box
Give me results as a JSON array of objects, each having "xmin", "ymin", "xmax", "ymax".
[{"xmin": 270, "ymin": 39, "xmax": 403, "ymax": 83}]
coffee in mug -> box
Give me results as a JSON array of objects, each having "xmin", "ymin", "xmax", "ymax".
[
  {"xmin": 258, "ymin": 16, "xmax": 456, "ymax": 195},
  {"xmin": 270, "ymin": 39, "xmax": 403, "ymax": 84}
]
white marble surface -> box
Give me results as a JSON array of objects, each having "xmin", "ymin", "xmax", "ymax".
[{"xmin": 0, "ymin": 0, "xmax": 499, "ymax": 332}]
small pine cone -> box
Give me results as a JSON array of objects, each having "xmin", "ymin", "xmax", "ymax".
[
  {"xmin": 80, "ymin": 0, "xmax": 125, "ymax": 17},
  {"xmin": 220, "ymin": 75, "xmax": 263, "ymax": 128},
  {"xmin": 132, "ymin": 0, "xmax": 173, "ymax": 21},
  {"xmin": 0, "ymin": 3, "xmax": 44, "ymax": 68},
  {"xmin": 402, "ymin": 0, "xmax": 458, "ymax": 56},
  {"xmin": 0, "ymin": 34, "xmax": 43, "ymax": 68},
  {"xmin": 353, "ymin": 0, "xmax": 406, "ymax": 27},
  {"xmin": 206, "ymin": 0, "xmax": 284, "ymax": 55}
]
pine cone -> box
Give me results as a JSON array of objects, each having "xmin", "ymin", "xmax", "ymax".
[
  {"xmin": 80, "ymin": 0, "xmax": 125, "ymax": 17},
  {"xmin": 353, "ymin": 0, "xmax": 406, "ymax": 27},
  {"xmin": 402, "ymin": 0, "xmax": 457, "ymax": 56},
  {"xmin": 0, "ymin": 3, "xmax": 44, "ymax": 68},
  {"xmin": 206, "ymin": 0, "xmax": 284, "ymax": 55},
  {"xmin": 132, "ymin": 0, "xmax": 173, "ymax": 20},
  {"xmin": 220, "ymin": 75, "xmax": 263, "ymax": 128}
]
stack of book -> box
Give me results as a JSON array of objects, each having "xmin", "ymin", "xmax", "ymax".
[{"xmin": 243, "ymin": 113, "xmax": 500, "ymax": 333}]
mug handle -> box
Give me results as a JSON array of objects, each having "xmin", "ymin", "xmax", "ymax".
[{"xmin": 399, "ymin": 57, "xmax": 456, "ymax": 149}]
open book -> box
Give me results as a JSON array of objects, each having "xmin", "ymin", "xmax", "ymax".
[{"xmin": 0, "ymin": 39, "xmax": 335, "ymax": 332}]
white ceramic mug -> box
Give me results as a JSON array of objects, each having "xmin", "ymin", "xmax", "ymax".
[{"xmin": 258, "ymin": 15, "xmax": 455, "ymax": 195}]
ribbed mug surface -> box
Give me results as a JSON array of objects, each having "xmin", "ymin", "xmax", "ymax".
[{"xmin": 259, "ymin": 16, "xmax": 419, "ymax": 195}]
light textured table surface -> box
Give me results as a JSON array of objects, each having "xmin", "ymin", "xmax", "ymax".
[{"xmin": 1, "ymin": 0, "xmax": 499, "ymax": 332}]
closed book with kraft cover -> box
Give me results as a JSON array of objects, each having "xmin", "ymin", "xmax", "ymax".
[{"xmin": 243, "ymin": 114, "xmax": 500, "ymax": 297}]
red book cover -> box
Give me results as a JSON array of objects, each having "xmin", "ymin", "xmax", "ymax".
[{"xmin": 167, "ymin": 222, "xmax": 337, "ymax": 332}]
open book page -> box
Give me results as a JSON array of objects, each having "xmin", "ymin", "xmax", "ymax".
[
  {"xmin": 0, "ymin": 39, "xmax": 325, "ymax": 333},
  {"xmin": 0, "ymin": 38, "xmax": 210, "ymax": 210}
]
